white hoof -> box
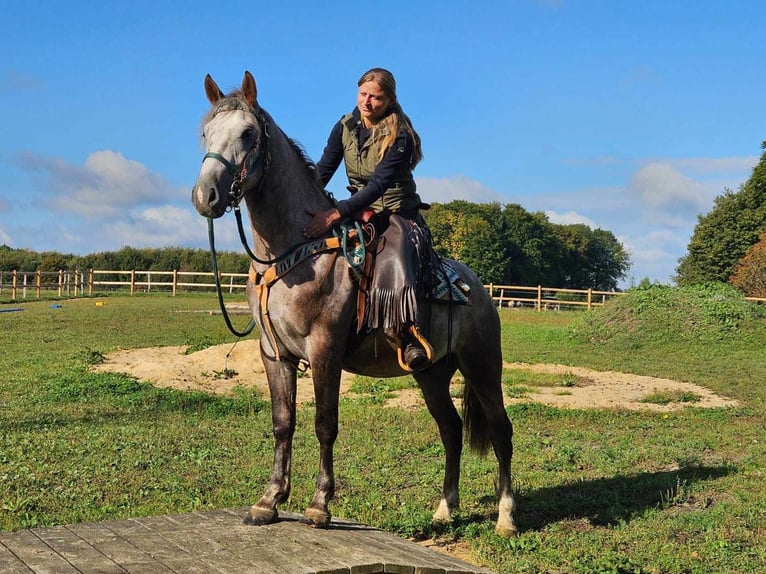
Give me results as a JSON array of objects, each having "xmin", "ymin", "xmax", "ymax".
[{"xmin": 432, "ymin": 498, "xmax": 452, "ymax": 523}]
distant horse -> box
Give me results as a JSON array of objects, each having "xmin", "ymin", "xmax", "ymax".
[{"xmin": 192, "ymin": 71, "xmax": 517, "ymax": 536}]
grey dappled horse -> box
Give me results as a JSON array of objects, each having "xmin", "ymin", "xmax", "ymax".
[{"xmin": 191, "ymin": 71, "xmax": 517, "ymax": 536}]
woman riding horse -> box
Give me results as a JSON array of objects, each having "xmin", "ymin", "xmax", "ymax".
[
  {"xmin": 193, "ymin": 70, "xmax": 517, "ymax": 537},
  {"xmin": 302, "ymin": 68, "xmax": 431, "ymax": 372}
]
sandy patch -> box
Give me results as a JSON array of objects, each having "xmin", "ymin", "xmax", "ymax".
[
  {"xmin": 92, "ymin": 339, "xmax": 354, "ymax": 405},
  {"xmin": 502, "ymin": 362, "xmax": 739, "ymax": 412},
  {"xmin": 91, "ymin": 341, "xmax": 739, "ymax": 411}
]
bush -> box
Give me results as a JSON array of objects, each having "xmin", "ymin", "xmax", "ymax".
[
  {"xmin": 730, "ymin": 232, "xmax": 766, "ymax": 298},
  {"xmin": 571, "ymin": 282, "xmax": 766, "ymax": 345}
]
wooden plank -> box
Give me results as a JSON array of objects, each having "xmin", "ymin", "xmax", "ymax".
[
  {"xmin": 0, "ymin": 530, "xmax": 79, "ymax": 574},
  {"xmin": 0, "ymin": 539, "xmax": 34, "ymax": 574},
  {"xmin": 0, "ymin": 509, "xmax": 493, "ymax": 574},
  {"xmin": 32, "ymin": 525, "xmax": 126, "ymax": 574}
]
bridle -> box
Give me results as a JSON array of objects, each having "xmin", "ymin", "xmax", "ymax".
[
  {"xmin": 202, "ymin": 107, "xmax": 272, "ymax": 337},
  {"xmin": 202, "ymin": 109, "xmax": 270, "ymax": 212}
]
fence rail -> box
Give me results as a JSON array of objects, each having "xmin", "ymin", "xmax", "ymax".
[
  {"xmin": 0, "ymin": 269, "xmax": 249, "ymax": 301},
  {"xmin": 2, "ymin": 269, "xmax": 765, "ymax": 309}
]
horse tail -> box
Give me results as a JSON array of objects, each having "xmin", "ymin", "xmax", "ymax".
[
  {"xmin": 462, "ymin": 376, "xmax": 513, "ymax": 457},
  {"xmin": 462, "ymin": 378, "xmax": 491, "ymax": 455}
]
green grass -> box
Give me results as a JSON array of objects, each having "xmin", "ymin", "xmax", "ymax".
[{"xmin": 2, "ymin": 286, "xmax": 766, "ymax": 573}]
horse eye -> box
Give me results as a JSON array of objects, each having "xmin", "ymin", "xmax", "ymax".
[{"xmin": 242, "ymin": 128, "xmax": 254, "ymax": 141}]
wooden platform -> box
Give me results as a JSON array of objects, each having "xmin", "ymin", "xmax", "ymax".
[{"xmin": 0, "ymin": 508, "xmax": 494, "ymax": 574}]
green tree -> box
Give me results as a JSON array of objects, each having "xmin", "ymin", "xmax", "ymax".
[
  {"xmin": 550, "ymin": 224, "xmax": 630, "ymax": 290},
  {"xmin": 676, "ymin": 141, "xmax": 766, "ymax": 285},
  {"xmin": 501, "ymin": 204, "xmax": 560, "ymax": 285},
  {"xmin": 425, "ymin": 202, "xmax": 506, "ymax": 283}
]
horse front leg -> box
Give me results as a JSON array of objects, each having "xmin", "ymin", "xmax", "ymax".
[
  {"xmin": 301, "ymin": 360, "xmax": 341, "ymax": 528},
  {"xmin": 244, "ymin": 355, "xmax": 297, "ymax": 526}
]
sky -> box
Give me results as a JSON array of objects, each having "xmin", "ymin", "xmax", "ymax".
[{"xmin": 1, "ymin": 0, "xmax": 763, "ymax": 288}]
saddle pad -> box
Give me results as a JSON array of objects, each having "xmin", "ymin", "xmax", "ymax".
[{"xmin": 431, "ymin": 260, "xmax": 471, "ymax": 305}]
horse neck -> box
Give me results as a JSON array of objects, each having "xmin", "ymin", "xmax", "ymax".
[{"xmin": 244, "ymin": 129, "xmax": 332, "ymax": 260}]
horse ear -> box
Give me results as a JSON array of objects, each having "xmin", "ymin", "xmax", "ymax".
[
  {"xmin": 204, "ymin": 74, "xmax": 225, "ymax": 104},
  {"xmin": 242, "ymin": 71, "xmax": 258, "ymax": 108}
]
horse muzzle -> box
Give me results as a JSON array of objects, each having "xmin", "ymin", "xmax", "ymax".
[{"xmin": 191, "ymin": 179, "xmax": 228, "ymax": 219}]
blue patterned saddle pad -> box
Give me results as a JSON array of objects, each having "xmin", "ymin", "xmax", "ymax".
[{"xmin": 431, "ymin": 260, "xmax": 471, "ymax": 305}]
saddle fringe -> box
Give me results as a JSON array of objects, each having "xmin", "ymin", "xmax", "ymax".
[{"xmin": 366, "ymin": 285, "xmax": 417, "ymax": 333}]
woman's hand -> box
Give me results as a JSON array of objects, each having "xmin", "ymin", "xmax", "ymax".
[{"xmin": 302, "ymin": 208, "xmax": 341, "ymax": 238}]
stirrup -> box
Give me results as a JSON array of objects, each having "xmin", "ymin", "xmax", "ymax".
[{"xmin": 397, "ymin": 325, "xmax": 434, "ymax": 372}]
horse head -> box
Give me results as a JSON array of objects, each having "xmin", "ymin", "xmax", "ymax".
[{"xmin": 192, "ymin": 71, "xmax": 268, "ymax": 219}]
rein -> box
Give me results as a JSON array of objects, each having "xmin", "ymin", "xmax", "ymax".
[{"xmin": 207, "ymin": 217, "xmax": 256, "ymax": 337}]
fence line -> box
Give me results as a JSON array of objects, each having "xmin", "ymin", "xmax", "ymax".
[
  {"xmin": 485, "ymin": 283, "xmax": 625, "ymax": 310},
  {"xmin": 2, "ymin": 269, "xmax": 765, "ymax": 309}
]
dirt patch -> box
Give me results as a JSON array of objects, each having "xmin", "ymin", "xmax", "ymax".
[
  {"xmin": 501, "ymin": 362, "xmax": 740, "ymax": 412},
  {"xmin": 92, "ymin": 341, "xmax": 739, "ymax": 411},
  {"xmin": 92, "ymin": 339, "xmax": 355, "ymax": 405}
]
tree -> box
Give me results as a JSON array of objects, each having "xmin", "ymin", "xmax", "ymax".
[
  {"xmin": 676, "ymin": 141, "xmax": 766, "ymax": 285},
  {"xmin": 550, "ymin": 225, "xmax": 630, "ymax": 290},
  {"xmin": 501, "ymin": 204, "xmax": 560, "ymax": 285},
  {"xmin": 730, "ymin": 231, "xmax": 766, "ymax": 297},
  {"xmin": 425, "ymin": 202, "xmax": 507, "ymax": 283}
]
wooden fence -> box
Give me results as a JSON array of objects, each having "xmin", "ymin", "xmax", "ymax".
[
  {"xmin": 2, "ymin": 269, "xmax": 765, "ymax": 310},
  {"xmin": 0, "ymin": 269, "xmax": 248, "ymax": 301}
]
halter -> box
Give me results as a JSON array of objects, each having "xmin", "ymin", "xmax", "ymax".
[
  {"xmin": 202, "ymin": 106, "xmax": 271, "ymax": 338},
  {"xmin": 202, "ymin": 110, "xmax": 270, "ymax": 211}
]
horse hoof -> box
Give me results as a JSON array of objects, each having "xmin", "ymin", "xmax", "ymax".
[
  {"xmin": 432, "ymin": 499, "xmax": 453, "ymax": 523},
  {"xmin": 301, "ymin": 507, "xmax": 331, "ymax": 528},
  {"xmin": 244, "ymin": 506, "xmax": 278, "ymax": 526},
  {"xmin": 494, "ymin": 522, "xmax": 519, "ymax": 538}
]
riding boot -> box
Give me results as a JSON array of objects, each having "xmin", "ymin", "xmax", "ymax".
[
  {"xmin": 403, "ymin": 341, "xmax": 429, "ymax": 372},
  {"xmin": 386, "ymin": 326, "xmax": 430, "ymax": 372}
]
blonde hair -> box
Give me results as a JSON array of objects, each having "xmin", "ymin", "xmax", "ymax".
[{"xmin": 358, "ymin": 68, "xmax": 423, "ymax": 167}]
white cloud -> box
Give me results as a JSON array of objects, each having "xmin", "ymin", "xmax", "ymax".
[
  {"xmin": 668, "ymin": 156, "xmax": 759, "ymax": 176},
  {"xmin": 415, "ymin": 175, "xmax": 505, "ymax": 205},
  {"xmin": 103, "ymin": 205, "xmax": 211, "ymax": 249},
  {"xmin": 544, "ymin": 210, "xmax": 596, "ymax": 227},
  {"xmin": 0, "ymin": 225, "xmax": 12, "ymax": 245},
  {"xmin": 17, "ymin": 150, "xmax": 182, "ymax": 219},
  {"xmin": 618, "ymin": 229, "xmax": 690, "ymax": 285},
  {"xmin": 627, "ymin": 162, "xmax": 712, "ymax": 211}
]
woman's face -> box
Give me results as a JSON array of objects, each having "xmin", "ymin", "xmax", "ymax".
[{"xmin": 357, "ymin": 80, "xmax": 390, "ymax": 125}]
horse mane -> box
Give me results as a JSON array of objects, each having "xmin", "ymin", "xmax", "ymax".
[{"xmin": 200, "ymin": 91, "xmax": 324, "ymax": 190}]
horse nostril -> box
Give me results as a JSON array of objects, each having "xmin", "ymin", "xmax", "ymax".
[{"xmin": 207, "ymin": 187, "xmax": 220, "ymax": 207}]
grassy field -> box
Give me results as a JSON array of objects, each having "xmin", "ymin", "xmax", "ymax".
[{"xmin": 1, "ymin": 285, "xmax": 765, "ymax": 573}]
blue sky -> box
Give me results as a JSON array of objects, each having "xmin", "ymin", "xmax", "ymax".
[{"xmin": 1, "ymin": 0, "xmax": 763, "ymax": 287}]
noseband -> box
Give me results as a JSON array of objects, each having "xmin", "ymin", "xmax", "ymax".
[{"xmin": 202, "ymin": 109, "xmax": 270, "ymax": 210}]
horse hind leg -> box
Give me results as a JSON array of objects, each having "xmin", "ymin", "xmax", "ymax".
[
  {"xmin": 414, "ymin": 361, "xmax": 462, "ymax": 525},
  {"xmin": 244, "ymin": 357, "xmax": 297, "ymax": 526},
  {"xmin": 459, "ymin": 345, "xmax": 518, "ymax": 537}
]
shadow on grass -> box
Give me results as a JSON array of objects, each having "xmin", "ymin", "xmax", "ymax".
[{"xmin": 515, "ymin": 465, "xmax": 734, "ymax": 532}]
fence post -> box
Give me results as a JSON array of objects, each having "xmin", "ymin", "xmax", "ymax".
[
  {"xmin": 537, "ymin": 285, "xmax": 542, "ymax": 311},
  {"xmin": 587, "ymin": 288, "xmax": 592, "ymax": 310},
  {"xmin": 35, "ymin": 270, "xmax": 41, "ymax": 299},
  {"xmin": 12, "ymin": 270, "xmax": 17, "ymax": 301},
  {"xmin": 130, "ymin": 270, "xmax": 136, "ymax": 295},
  {"xmin": 172, "ymin": 269, "xmax": 178, "ymax": 296},
  {"xmin": 88, "ymin": 269, "xmax": 93, "ymax": 295}
]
